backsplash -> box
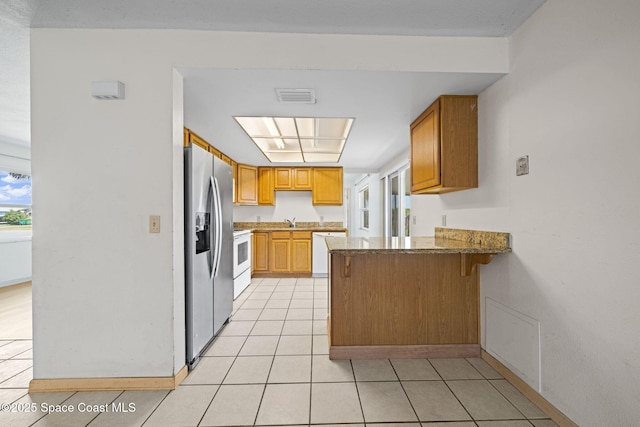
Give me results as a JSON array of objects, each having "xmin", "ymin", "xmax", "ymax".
[{"xmin": 435, "ymin": 227, "xmax": 510, "ymax": 249}]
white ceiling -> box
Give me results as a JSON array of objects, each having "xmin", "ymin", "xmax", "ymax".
[
  {"xmin": 1, "ymin": 0, "xmax": 546, "ymax": 170},
  {"xmin": 181, "ymin": 68, "xmax": 504, "ymax": 169}
]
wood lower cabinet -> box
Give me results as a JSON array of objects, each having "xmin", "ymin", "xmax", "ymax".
[
  {"xmin": 236, "ymin": 164, "xmax": 258, "ymax": 205},
  {"xmin": 291, "ymin": 231, "xmax": 312, "ymax": 273},
  {"xmin": 312, "ymin": 168, "xmax": 343, "ymax": 205},
  {"xmin": 411, "ymin": 95, "xmax": 478, "ymax": 194},
  {"xmin": 270, "ymin": 231, "xmax": 291, "ymax": 272},
  {"xmin": 252, "ymin": 230, "xmax": 312, "ymax": 276},
  {"xmin": 252, "ymin": 232, "xmax": 270, "ymax": 273}
]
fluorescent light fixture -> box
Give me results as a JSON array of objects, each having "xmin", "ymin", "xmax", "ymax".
[{"xmin": 234, "ymin": 116, "xmax": 354, "ymax": 163}]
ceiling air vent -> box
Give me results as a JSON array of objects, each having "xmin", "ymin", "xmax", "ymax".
[{"xmin": 275, "ymin": 88, "xmax": 316, "ymax": 104}]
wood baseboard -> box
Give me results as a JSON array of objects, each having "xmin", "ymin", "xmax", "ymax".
[
  {"xmin": 330, "ymin": 344, "xmax": 481, "ymax": 359},
  {"xmin": 481, "ymin": 350, "xmax": 577, "ymax": 427},
  {"xmin": 29, "ymin": 365, "xmax": 189, "ymax": 393}
]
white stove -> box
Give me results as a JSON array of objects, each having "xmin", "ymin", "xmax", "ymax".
[{"xmin": 232, "ymin": 230, "xmax": 252, "ymax": 299}]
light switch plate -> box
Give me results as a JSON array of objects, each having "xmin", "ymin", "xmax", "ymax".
[
  {"xmin": 516, "ymin": 155, "xmax": 529, "ymax": 176},
  {"xmin": 149, "ymin": 215, "xmax": 160, "ymax": 233}
]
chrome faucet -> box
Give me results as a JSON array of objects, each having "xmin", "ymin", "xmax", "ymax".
[{"xmin": 285, "ymin": 217, "xmax": 296, "ymax": 228}]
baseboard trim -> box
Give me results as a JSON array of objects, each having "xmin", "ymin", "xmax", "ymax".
[
  {"xmin": 481, "ymin": 350, "xmax": 577, "ymax": 427},
  {"xmin": 29, "ymin": 365, "xmax": 189, "ymax": 393},
  {"xmin": 330, "ymin": 344, "xmax": 481, "ymax": 359}
]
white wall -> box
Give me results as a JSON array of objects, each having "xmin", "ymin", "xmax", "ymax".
[
  {"xmin": 233, "ymin": 191, "xmax": 343, "ymax": 224},
  {"xmin": 29, "ymin": 29, "xmax": 507, "ymax": 380},
  {"xmin": 408, "ymin": 1, "xmax": 640, "ymax": 425}
]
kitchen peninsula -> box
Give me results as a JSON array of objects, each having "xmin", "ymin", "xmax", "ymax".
[{"xmin": 325, "ymin": 228, "xmax": 511, "ymax": 359}]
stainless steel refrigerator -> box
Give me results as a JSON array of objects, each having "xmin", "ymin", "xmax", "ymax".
[{"xmin": 184, "ymin": 143, "xmax": 234, "ymax": 369}]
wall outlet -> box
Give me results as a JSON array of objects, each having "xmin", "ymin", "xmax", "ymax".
[
  {"xmin": 516, "ymin": 155, "xmax": 530, "ymax": 176},
  {"xmin": 441, "ymin": 215, "xmax": 447, "ymax": 226},
  {"xmin": 149, "ymin": 215, "xmax": 160, "ymax": 233},
  {"xmin": 412, "ymin": 215, "xmax": 416, "ymax": 225},
  {"xmin": 257, "ymin": 216, "xmax": 261, "ymax": 222}
]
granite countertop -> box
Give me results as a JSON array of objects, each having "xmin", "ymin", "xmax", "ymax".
[
  {"xmin": 234, "ymin": 221, "xmax": 347, "ymax": 233},
  {"xmin": 325, "ymin": 228, "xmax": 511, "ymax": 255}
]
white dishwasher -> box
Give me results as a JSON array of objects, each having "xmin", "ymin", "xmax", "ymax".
[{"xmin": 312, "ymin": 232, "xmax": 346, "ymax": 277}]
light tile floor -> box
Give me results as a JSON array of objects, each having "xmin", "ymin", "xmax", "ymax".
[{"xmin": 0, "ymin": 279, "xmax": 559, "ymax": 426}]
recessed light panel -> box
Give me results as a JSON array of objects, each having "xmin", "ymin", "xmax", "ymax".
[{"xmin": 234, "ymin": 116, "xmax": 354, "ymax": 163}]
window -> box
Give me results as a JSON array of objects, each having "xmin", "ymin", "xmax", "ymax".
[
  {"xmin": 0, "ymin": 171, "xmax": 32, "ymax": 232},
  {"xmin": 359, "ymin": 186, "xmax": 369, "ymax": 230}
]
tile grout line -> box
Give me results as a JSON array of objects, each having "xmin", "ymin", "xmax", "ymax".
[{"xmin": 252, "ymin": 277, "xmax": 287, "ymax": 427}]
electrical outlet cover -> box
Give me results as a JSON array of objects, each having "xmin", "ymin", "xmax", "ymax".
[{"xmin": 516, "ymin": 155, "xmax": 529, "ymax": 176}]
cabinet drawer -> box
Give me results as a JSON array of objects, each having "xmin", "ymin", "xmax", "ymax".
[
  {"xmin": 292, "ymin": 231, "xmax": 311, "ymax": 239},
  {"xmin": 271, "ymin": 231, "xmax": 291, "ymax": 239}
]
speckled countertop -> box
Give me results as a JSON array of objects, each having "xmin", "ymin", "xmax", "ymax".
[
  {"xmin": 234, "ymin": 221, "xmax": 347, "ymax": 233},
  {"xmin": 325, "ymin": 228, "xmax": 511, "ymax": 254}
]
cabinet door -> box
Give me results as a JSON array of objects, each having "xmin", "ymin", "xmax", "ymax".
[
  {"xmin": 253, "ymin": 232, "xmax": 270, "ymax": 273},
  {"xmin": 274, "ymin": 168, "xmax": 293, "ymax": 189},
  {"xmin": 236, "ymin": 164, "xmax": 258, "ymax": 205},
  {"xmin": 410, "ymin": 100, "xmax": 440, "ymax": 192},
  {"xmin": 293, "ymin": 168, "xmax": 312, "ymax": 190},
  {"xmin": 312, "ymin": 168, "xmax": 343, "ymax": 205},
  {"xmin": 291, "ymin": 233, "xmax": 312, "ymax": 273},
  {"xmin": 270, "ymin": 232, "xmax": 291, "ymax": 272},
  {"xmin": 258, "ymin": 167, "xmax": 275, "ymax": 205},
  {"xmin": 189, "ymin": 132, "xmax": 210, "ymax": 151}
]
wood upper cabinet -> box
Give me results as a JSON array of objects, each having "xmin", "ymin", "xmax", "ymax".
[
  {"xmin": 209, "ymin": 146, "xmax": 222, "ymax": 158},
  {"xmin": 220, "ymin": 153, "xmax": 232, "ymax": 165},
  {"xmin": 411, "ymin": 95, "xmax": 478, "ymax": 194},
  {"xmin": 236, "ymin": 164, "xmax": 258, "ymax": 205},
  {"xmin": 231, "ymin": 161, "xmax": 238, "ymax": 204},
  {"xmin": 270, "ymin": 231, "xmax": 291, "ymax": 272},
  {"xmin": 312, "ymin": 167, "xmax": 343, "ymax": 205},
  {"xmin": 189, "ymin": 132, "xmax": 210, "ymax": 151},
  {"xmin": 258, "ymin": 167, "xmax": 275, "ymax": 205},
  {"xmin": 274, "ymin": 168, "xmax": 312, "ymax": 190},
  {"xmin": 252, "ymin": 232, "xmax": 269, "ymax": 273},
  {"xmin": 291, "ymin": 231, "xmax": 312, "ymax": 273}
]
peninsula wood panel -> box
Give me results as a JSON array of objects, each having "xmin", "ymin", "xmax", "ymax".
[{"xmin": 330, "ymin": 253, "xmax": 479, "ymax": 346}]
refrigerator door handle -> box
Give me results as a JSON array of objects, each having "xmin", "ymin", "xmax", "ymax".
[
  {"xmin": 206, "ymin": 176, "xmax": 215, "ymax": 276},
  {"xmin": 211, "ymin": 176, "xmax": 223, "ymax": 278}
]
